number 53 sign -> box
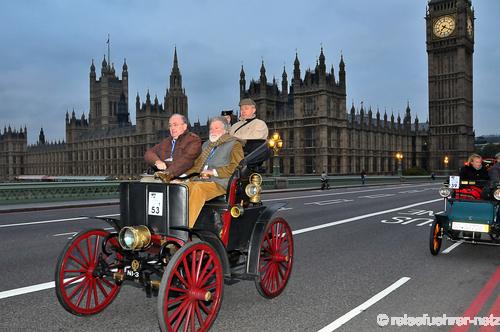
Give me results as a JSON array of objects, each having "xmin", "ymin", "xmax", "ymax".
[{"xmin": 148, "ymin": 192, "xmax": 163, "ymax": 216}]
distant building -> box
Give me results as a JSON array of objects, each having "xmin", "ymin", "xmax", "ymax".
[
  {"xmin": 240, "ymin": 49, "xmax": 429, "ymax": 175},
  {"xmin": 4, "ymin": 48, "xmax": 199, "ymax": 180},
  {"xmin": 0, "ymin": 0, "xmax": 477, "ymax": 179},
  {"xmin": 426, "ymin": 0, "xmax": 475, "ymax": 171},
  {"xmin": 0, "ymin": 126, "xmax": 27, "ymax": 179}
]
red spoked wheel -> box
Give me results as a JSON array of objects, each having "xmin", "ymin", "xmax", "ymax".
[
  {"xmin": 55, "ymin": 229, "xmax": 123, "ymax": 315},
  {"xmin": 255, "ymin": 217, "xmax": 294, "ymax": 298},
  {"xmin": 158, "ymin": 241, "xmax": 224, "ymax": 332}
]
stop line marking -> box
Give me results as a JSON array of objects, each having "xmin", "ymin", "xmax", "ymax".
[
  {"xmin": 0, "ymin": 198, "xmax": 440, "ymax": 301},
  {"xmin": 317, "ymin": 277, "xmax": 411, "ymax": 331}
]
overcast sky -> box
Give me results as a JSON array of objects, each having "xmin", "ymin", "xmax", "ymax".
[{"xmin": 0, "ymin": 0, "xmax": 498, "ymax": 144}]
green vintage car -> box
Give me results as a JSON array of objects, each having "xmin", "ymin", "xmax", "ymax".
[{"xmin": 430, "ymin": 178, "xmax": 500, "ymax": 255}]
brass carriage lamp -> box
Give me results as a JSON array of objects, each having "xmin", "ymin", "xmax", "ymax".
[
  {"xmin": 444, "ymin": 155, "xmax": 449, "ymax": 176},
  {"xmin": 245, "ymin": 173, "xmax": 263, "ymax": 203},
  {"xmin": 269, "ymin": 132, "xmax": 283, "ymax": 177},
  {"xmin": 269, "ymin": 132, "xmax": 283, "ymax": 156}
]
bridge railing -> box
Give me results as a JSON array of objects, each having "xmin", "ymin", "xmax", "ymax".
[{"xmin": 0, "ymin": 176, "xmax": 445, "ymax": 205}]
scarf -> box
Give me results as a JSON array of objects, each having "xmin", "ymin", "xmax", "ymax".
[{"xmin": 195, "ymin": 133, "xmax": 235, "ymax": 172}]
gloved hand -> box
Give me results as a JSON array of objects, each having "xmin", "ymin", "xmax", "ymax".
[{"xmin": 154, "ymin": 171, "xmax": 172, "ymax": 183}]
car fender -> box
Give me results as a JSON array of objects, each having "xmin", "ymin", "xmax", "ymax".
[
  {"xmin": 194, "ymin": 230, "xmax": 231, "ymax": 278},
  {"xmin": 246, "ymin": 202, "xmax": 287, "ymax": 276}
]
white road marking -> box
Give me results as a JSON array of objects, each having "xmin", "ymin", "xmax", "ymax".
[
  {"xmin": 0, "ymin": 198, "xmax": 440, "ymax": 300},
  {"xmin": 358, "ymin": 193, "xmax": 395, "ymax": 199},
  {"xmin": 278, "ymin": 207, "xmax": 293, "ymax": 211},
  {"xmin": 317, "ymin": 277, "xmax": 411, "ymax": 332},
  {"xmin": 53, "ymin": 232, "xmax": 77, "ymax": 237},
  {"xmin": 442, "ymin": 241, "xmax": 463, "ymax": 254},
  {"xmin": 53, "ymin": 227, "xmax": 114, "ymax": 237},
  {"xmin": 263, "ymin": 183, "xmax": 439, "ymax": 202},
  {"xmin": 304, "ymin": 199, "xmax": 353, "ymax": 206},
  {"xmin": 0, "ymin": 281, "xmax": 55, "ymax": 300},
  {"xmin": 293, "ymin": 198, "xmax": 442, "ymax": 235},
  {"xmin": 416, "ymin": 219, "xmax": 434, "ymax": 226},
  {"xmin": 0, "ymin": 214, "xmax": 119, "ymax": 229}
]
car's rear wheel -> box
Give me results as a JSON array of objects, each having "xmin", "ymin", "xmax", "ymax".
[
  {"xmin": 429, "ymin": 220, "xmax": 442, "ymax": 256},
  {"xmin": 158, "ymin": 241, "xmax": 223, "ymax": 332},
  {"xmin": 55, "ymin": 229, "xmax": 122, "ymax": 315},
  {"xmin": 255, "ymin": 217, "xmax": 294, "ymax": 298}
]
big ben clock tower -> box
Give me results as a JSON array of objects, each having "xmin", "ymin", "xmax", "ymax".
[{"xmin": 426, "ymin": 0, "xmax": 475, "ymax": 172}]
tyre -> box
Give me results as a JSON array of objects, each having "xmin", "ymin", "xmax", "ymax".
[
  {"xmin": 157, "ymin": 241, "xmax": 224, "ymax": 332},
  {"xmin": 55, "ymin": 229, "xmax": 122, "ymax": 315},
  {"xmin": 255, "ymin": 217, "xmax": 294, "ymax": 298},
  {"xmin": 429, "ymin": 220, "xmax": 442, "ymax": 256}
]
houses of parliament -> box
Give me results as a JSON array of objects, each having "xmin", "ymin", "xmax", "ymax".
[{"xmin": 0, "ymin": 0, "xmax": 475, "ymax": 180}]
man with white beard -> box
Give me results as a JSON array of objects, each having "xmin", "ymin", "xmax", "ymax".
[{"xmin": 183, "ymin": 116, "xmax": 244, "ymax": 228}]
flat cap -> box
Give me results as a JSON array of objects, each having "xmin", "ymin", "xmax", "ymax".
[
  {"xmin": 221, "ymin": 110, "xmax": 233, "ymax": 116},
  {"xmin": 239, "ymin": 98, "xmax": 256, "ymax": 107}
]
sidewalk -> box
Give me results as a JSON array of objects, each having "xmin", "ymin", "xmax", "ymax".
[{"xmin": 0, "ymin": 181, "xmax": 419, "ymax": 214}]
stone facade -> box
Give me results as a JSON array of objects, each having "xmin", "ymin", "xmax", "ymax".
[
  {"xmin": 240, "ymin": 49, "xmax": 429, "ymax": 175},
  {"xmin": 0, "ymin": 126, "xmax": 27, "ymax": 179}
]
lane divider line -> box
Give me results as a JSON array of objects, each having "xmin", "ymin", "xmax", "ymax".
[
  {"xmin": 293, "ymin": 198, "xmax": 441, "ymax": 235},
  {"xmin": 0, "ymin": 281, "xmax": 55, "ymax": 300},
  {"xmin": 317, "ymin": 277, "xmax": 411, "ymax": 332},
  {"xmin": 442, "ymin": 241, "xmax": 463, "ymax": 254},
  {"xmin": 264, "ymin": 183, "xmax": 440, "ymax": 202},
  {"xmin": 0, "ymin": 214, "xmax": 119, "ymax": 229},
  {"xmin": 0, "ymin": 199, "xmax": 440, "ymax": 300}
]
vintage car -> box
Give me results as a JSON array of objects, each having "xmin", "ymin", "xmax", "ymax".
[
  {"xmin": 430, "ymin": 177, "xmax": 500, "ymax": 255},
  {"xmin": 54, "ymin": 142, "xmax": 294, "ymax": 331}
]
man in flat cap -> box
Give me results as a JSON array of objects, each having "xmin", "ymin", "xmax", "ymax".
[{"xmin": 229, "ymin": 98, "xmax": 268, "ymax": 140}]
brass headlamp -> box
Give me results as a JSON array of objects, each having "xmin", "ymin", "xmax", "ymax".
[
  {"xmin": 118, "ymin": 225, "xmax": 152, "ymax": 250},
  {"xmin": 245, "ymin": 173, "xmax": 263, "ymax": 203},
  {"xmin": 230, "ymin": 204, "xmax": 244, "ymax": 218}
]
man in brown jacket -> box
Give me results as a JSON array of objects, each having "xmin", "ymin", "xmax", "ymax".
[{"xmin": 144, "ymin": 114, "xmax": 201, "ymax": 177}]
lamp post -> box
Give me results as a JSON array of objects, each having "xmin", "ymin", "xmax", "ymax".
[
  {"xmin": 269, "ymin": 132, "xmax": 283, "ymax": 177},
  {"xmin": 395, "ymin": 152, "xmax": 403, "ymax": 179},
  {"xmin": 444, "ymin": 155, "xmax": 449, "ymax": 176}
]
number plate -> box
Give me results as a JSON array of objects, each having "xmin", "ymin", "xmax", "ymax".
[
  {"xmin": 449, "ymin": 176, "xmax": 460, "ymax": 189},
  {"xmin": 148, "ymin": 192, "xmax": 163, "ymax": 216},
  {"xmin": 452, "ymin": 222, "xmax": 489, "ymax": 233}
]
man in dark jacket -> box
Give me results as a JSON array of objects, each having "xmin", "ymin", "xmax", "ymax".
[
  {"xmin": 144, "ymin": 114, "xmax": 202, "ymax": 177},
  {"xmin": 459, "ymin": 153, "xmax": 490, "ymax": 182}
]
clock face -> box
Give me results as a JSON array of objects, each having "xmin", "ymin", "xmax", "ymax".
[
  {"xmin": 467, "ymin": 17, "xmax": 473, "ymax": 38},
  {"xmin": 433, "ymin": 16, "xmax": 456, "ymax": 38}
]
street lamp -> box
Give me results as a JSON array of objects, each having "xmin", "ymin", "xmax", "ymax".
[
  {"xmin": 444, "ymin": 155, "xmax": 449, "ymax": 176},
  {"xmin": 268, "ymin": 132, "xmax": 283, "ymax": 177},
  {"xmin": 395, "ymin": 152, "xmax": 403, "ymax": 178}
]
